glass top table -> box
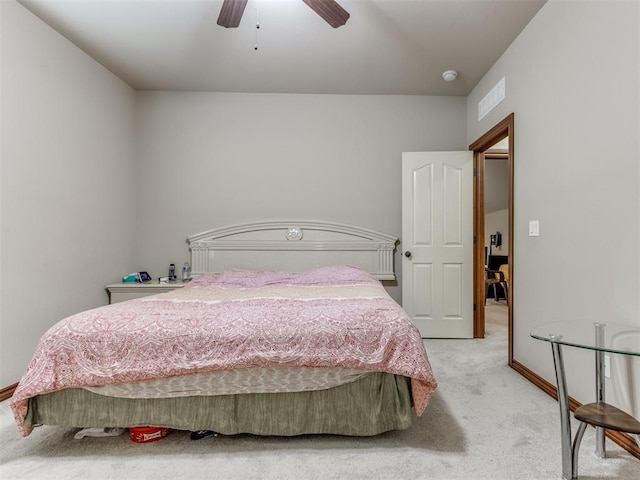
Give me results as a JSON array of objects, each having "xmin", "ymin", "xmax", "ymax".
[
  {"xmin": 530, "ymin": 321, "xmax": 640, "ymax": 480},
  {"xmin": 531, "ymin": 321, "xmax": 640, "ymax": 356}
]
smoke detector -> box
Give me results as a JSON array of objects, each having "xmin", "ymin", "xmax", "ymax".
[{"xmin": 442, "ymin": 70, "xmax": 458, "ymax": 82}]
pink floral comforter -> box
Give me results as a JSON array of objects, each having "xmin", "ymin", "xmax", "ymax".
[{"xmin": 12, "ymin": 265, "xmax": 437, "ymax": 436}]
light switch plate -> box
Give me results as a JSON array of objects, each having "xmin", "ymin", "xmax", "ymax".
[{"xmin": 529, "ymin": 220, "xmax": 540, "ymax": 237}]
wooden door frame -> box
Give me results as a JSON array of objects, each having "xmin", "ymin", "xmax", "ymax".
[{"xmin": 469, "ymin": 113, "xmax": 514, "ymax": 364}]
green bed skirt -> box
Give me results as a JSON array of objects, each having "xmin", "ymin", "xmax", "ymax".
[{"xmin": 26, "ymin": 373, "xmax": 414, "ymax": 436}]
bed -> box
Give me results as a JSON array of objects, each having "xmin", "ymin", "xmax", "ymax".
[{"xmin": 11, "ymin": 221, "xmax": 437, "ymax": 438}]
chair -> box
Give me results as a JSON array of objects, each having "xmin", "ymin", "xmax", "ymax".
[
  {"xmin": 485, "ymin": 264, "xmax": 509, "ymax": 304},
  {"xmin": 485, "ymin": 269, "xmax": 500, "ymax": 304},
  {"xmin": 497, "ymin": 264, "xmax": 509, "ymax": 304}
]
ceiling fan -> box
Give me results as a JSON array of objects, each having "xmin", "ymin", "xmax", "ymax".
[{"xmin": 217, "ymin": 0, "xmax": 350, "ymax": 29}]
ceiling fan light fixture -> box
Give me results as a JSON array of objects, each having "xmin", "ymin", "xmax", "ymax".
[{"xmin": 442, "ymin": 70, "xmax": 458, "ymax": 82}]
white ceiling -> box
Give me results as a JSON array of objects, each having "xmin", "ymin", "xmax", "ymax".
[{"xmin": 18, "ymin": 0, "xmax": 546, "ymax": 96}]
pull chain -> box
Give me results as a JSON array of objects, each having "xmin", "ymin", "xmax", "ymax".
[{"xmin": 254, "ymin": 6, "xmax": 260, "ymax": 51}]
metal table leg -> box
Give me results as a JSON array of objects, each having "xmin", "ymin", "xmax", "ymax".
[
  {"xmin": 572, "ymin": 421, "xmax": 588, "ymax": 479},
  {"xmin": 594, "ymin": 324, "xmax": 606, "ymax": 458},
  {"xmin": 551, "ymin": 342, "xmax": 574, "ymax": 480}
]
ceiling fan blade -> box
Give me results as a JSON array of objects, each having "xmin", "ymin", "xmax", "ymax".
[
  {"xmin": 217, "ymin": 0, "xmax": 248, "ymax": 28},
  {"xmin": 302, "ymin": 0, "xmax": 350, "ymax": 28}
]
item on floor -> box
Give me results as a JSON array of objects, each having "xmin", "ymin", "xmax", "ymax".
[
  {"xmin": 129, "ymin": 427, "xmax": 172, "ymax": 443},
  {"xmin": 74, "ymin": 427, "xmax": 126, "ymax": 439},
  {"xmin": 190, "ymin": 430, "xmax": 219, "ymax": 440}
]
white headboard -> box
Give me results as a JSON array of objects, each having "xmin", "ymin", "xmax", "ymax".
[{"xmin": 187, "ymin": 220, "xmax": 398, "ymax": 281}]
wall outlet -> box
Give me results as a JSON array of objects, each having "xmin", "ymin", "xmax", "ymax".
[{"xmin": 604, "ymin": 354, "xmax": 611, "ymax": 379}]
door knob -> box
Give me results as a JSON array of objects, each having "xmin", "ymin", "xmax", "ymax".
[{"xmin": 404, "ymin": 251, "xmax": 412, "ymax": 258}]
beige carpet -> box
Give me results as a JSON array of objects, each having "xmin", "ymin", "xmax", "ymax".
[{"xmin": 1, "ymin": 302, "xmax": 638, "ymax": 479}]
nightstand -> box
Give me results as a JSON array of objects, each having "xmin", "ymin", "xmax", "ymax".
[{"xmin": 106, "ymin": 281, "xmax": 186, "ymax": 304}]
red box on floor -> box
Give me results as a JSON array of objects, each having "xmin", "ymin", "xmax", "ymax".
[{"xmin": 129, "ymin": 427, "xmax": 171, "ymax": 443}]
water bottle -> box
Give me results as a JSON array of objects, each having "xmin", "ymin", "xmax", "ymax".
[{"xmin": 182, "ymin": 262, "xmax": 191, "ymax": 282}]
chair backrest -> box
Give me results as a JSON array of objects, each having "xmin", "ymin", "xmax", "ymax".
[
  {"xmin": 487, "ymin": 255, "xmax": 508, "ymax": 271},
  {"xmin": 499, "ymin": 264, "xmax": 509, "ymax": 282}
]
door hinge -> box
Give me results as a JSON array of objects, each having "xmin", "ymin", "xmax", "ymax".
[
  {"xmin": 473, "ymin": 235, "xmax": 476, "ymax": 244},
  {"xmin": 473, "ymin": 167, "xmax": 477, "ymax": 177}
]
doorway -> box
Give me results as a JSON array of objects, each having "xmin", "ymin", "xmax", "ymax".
[{"xmin": 470, "ymin": 113, "xmax": 514, "ymax": 365}]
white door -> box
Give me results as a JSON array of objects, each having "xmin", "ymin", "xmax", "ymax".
[{"xmin": 402, "ymin": 151, "xmax": 473, "ymax": 338}]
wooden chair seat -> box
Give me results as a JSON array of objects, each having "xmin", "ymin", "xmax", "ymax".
[{"xmin": 574, "ymin": 402, "xmax": 640, "ymax": 434}]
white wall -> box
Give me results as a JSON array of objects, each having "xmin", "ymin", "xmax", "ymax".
[
  {"xmin": 0, "ymin": 1, "xmax": 137, "ymax": 384},
  {"xmin": 133, "ymin": 92, "xmax": 467, "ymax": 303},
  {"xmin": 484, "ymin": 158, "xmax": 509, "ymax": 214},
  {"xmin": 485, "ymin": 209, "xmax": 509, "ymax": 257},
  {"xmin": 467, "ymin": 0, "xmax": 640, "ymax": 414},
  {"xmin": 0, "ymin": 0, "xmax": 4, "ymax": 390},
  {"xmin": 484, "ymin": 158, "xmax": 509, "ymax": 256}
]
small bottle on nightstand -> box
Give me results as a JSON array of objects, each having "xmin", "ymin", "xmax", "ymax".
[{"xmin": 182, "ymin": 262, "xmax": 191, "ymax": 282}]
